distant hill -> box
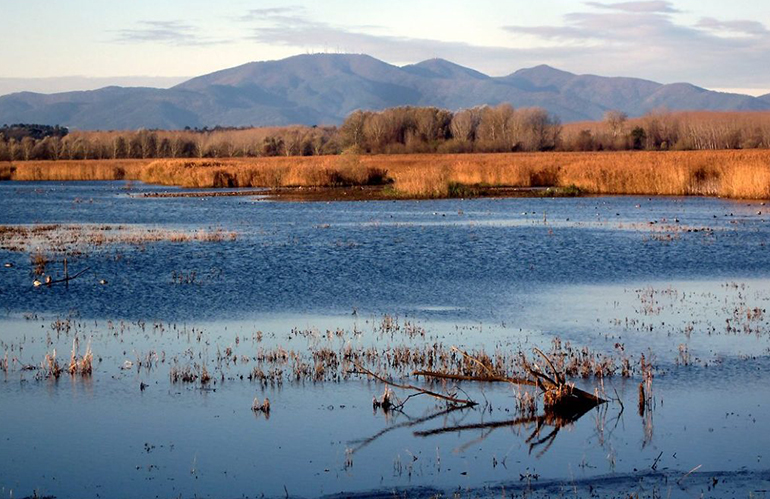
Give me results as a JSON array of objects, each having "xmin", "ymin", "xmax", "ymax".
[
  {"xmin": 1, "ymin": 54, "xmax": 768, "ymax": 130},
  {"xmin": 760, "ymin": 93, "xmax": 770, "ymax": 103},
  {"xmin": 0, "ymin": 76, "xmax": 188, "ymax": 98}
]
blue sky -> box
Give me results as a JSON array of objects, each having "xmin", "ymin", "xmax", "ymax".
[{"xmin": 1, "ymin": 0, "xmax": 769, "ymax": 94}]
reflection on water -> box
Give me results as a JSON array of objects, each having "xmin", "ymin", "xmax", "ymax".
[
  {"xmin": 0, "ymin": 181, "xmax": 769, "ymax": 498},
  {"xmin": 413, "ymin": 403, "xmax": 599, "ymax": 458}
]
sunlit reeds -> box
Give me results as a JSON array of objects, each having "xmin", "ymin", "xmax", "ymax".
[
  {"xmin": 41, "ymin": 349, "xmax": 63, "ymax": 379},
  {"xmin": 0, "ymin": 162, "xmax": 13, "ymax": 180},
  {"xmin": 68, "ymin": 337, "xmax": 93, "ymax": 376},
  {"xmin": 9, "ymin": 159, "xmax": 146, "ymax": 181},
  {"xmin": 6, "ymin": 150, "xmax": 769, "ymax": 199}
]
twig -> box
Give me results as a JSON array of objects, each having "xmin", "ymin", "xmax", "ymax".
[
  {"xmin": 652, "ymin": 451, "xmax": 663, "ymax": 471},
  {"xmin": 526, "ymin": 363, "xmax": 559, "ymax": 389},
  {"xmin": 613, "ymin": 387, "xmax": 625, "ymax": 413},
  {"xmin": 678, "ymin": 464, "xmax": 702, "ymax": 485},
  {"xmin": 533, "ymin": 347, "xmax": 565, "ymax": 385}
]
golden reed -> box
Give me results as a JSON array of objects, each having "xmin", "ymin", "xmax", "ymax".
[{"xmin": 3, "ymin": 150, "xmax": 770, "ymax": 199}]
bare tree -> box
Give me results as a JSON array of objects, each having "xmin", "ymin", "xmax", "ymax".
[
  {"xmin": 604, "ymin": 110, "xmax": 628, "ymax": 138},
  {"xmin": 364, "ymin": 113, "xmax": 388, "ymax": 151},
  {"xmin": 450, "ymin": 108, "xmax": 481, "ymax": 142},
  {"xmin": 340, "ymin": 110, "xmax": 369, "ymax": 150}
]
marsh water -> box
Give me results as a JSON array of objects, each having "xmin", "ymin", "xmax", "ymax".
[{"xmin": 1, "ymin": 181, "xmax": 769, "ymax": 499}]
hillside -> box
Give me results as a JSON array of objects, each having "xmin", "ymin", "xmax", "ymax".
[{"xmin": 0, "ymin": 54, "xmax": 767, "ymax": 129}]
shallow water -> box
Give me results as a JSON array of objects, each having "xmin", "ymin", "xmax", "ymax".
[{"xmin": 1, "ymin": 181, "xmax": 769, "ymax": 499}]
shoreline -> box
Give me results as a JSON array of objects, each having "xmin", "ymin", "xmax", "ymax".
[{"xmin": 135, "ymin": 185, "xmax": 581, "ymax": 201}]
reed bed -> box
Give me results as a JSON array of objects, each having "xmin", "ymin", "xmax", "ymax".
[
  {"xmin": 384, "ymin": 151, "xmax": 770, "ymax": 198},
  {"xmin": 9, "ymin": 159, "xmax": 147, "ymax": 181},
  {"xmin": 0, "ymin": 162, "xmax": 13, "ymax": 180},
  {"xmin": 5, "ymin": 150, "xmax": 770, "ymax": 199}
]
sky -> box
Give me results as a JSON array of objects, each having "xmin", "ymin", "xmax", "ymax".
[{"xmin": 1, "ymin": 0, "xmax": 769, "ymax": 95}]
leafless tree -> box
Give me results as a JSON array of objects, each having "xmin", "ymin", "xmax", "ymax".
[{"xmin": 604, "ymin": 110, "xmax": 628, "ymax": 138}]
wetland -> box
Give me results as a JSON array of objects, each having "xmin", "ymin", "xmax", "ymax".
[{"xmin": 1, "ymin": 180, "xmax": 769, "ymax": 498}]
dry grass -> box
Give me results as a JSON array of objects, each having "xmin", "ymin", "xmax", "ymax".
[
  {"xmin": 389, "ymin": 151, "xmax": 770, "ymax": 199},
  {"xmin": 10, "ymin": 159, "xmax": 147, "ymax": 181},
  {"xmin": 0, "ymin": 162, "xmax": 13, "ymax": 180},
  {"xmin": 68, "ymin": 337, "xmax": 93, "ymax": 376},
  {"xmin": 381, "ymin": 151, "xmax": 770, "ymax": 199},
  {"xmin": 5, "ymin": 150, "xmax": 770, "ymax": 199},
  {"xmin": 139, "ymin": 156, "xmax": 388, "ymax": 188},
  {"xmin": 41, "ymin": 349, "xmax": 63, "ymax": 379},
  {"xmin": 554, "ymin": 151, "xmax": 770, "ymax": 198}
]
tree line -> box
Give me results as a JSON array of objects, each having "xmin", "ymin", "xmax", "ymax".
[{"xmin": 2, "ymin": 106, "xmax": 769, "ymax": 161}]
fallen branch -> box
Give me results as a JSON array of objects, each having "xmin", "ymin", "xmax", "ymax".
[
  {"xmin": 678, "ymin": 464, "xmax": 702, "ymax": 485},
  {"xmin": 413, "ymin": 370, "xmax": 536, "ymax": 386},
  {"xmin": 533, "ymin": 347, "xmax": 565, "ymax": 385},
  {"xmin": 352, "ymin": 363, "xmax": 477, "ymax": 408},
  {"xmin": 432, "ymin": 347, "xmax": 606, "ymax": 411},
  {"xmin": 44, "ymin": 267, "xmax": 91, "ymax": 286}
]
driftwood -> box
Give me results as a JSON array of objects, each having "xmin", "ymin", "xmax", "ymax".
[
  {"xmin": 415, "ymin": 346, "xmax": 606, "ymax": 415},
  {"xmin": 352, "ymin": 347, "xmax": 612, "ymax": 459},
  {"xmin": 412, "ymin": 370, "xmax": 536, "ymax": 386},
  {"xmin": 352, "ymin": 363, "xmax": 477, "ymax": 409},
  {"xmin": 354, "ymin": 343, "xmax": 606, "ymax": 454},
  {"xmin": 48, "ymin": 266, "xmax": 91, "ymax": 285},
  {"xmin": 36, "ymin": 265, "xmax": 91, "ymax": 287}
]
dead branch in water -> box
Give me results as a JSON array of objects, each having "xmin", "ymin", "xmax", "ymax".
[
  {"xmin": 413, "ymin": 370, "xmax": 536, "ymax": 386},
  {"xmin": 351, "ymin": 362, "xmax": 477, "ymax": 408},
  {"xmin": 533, "ymin": 347, "xmax": 565, "ymax": 385},
  {"xmin": 418, "ymin": 346, "xmax": 606, "ymax": 412},
  {"xmin": 43, "ymin": 266, "xmax": 91, "ymax": 286}
]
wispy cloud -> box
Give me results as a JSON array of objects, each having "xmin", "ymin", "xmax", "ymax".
[
  {"xmin": 112, "ymin": 21, "xmax": 226, "ymax": 46},
  {"xmin": 239, "ymin": 6, "xmax": 307, "ymax": 21},
  {"xmin": 500, "ymin": 2, "xmax": 770, "ymax": 86},
  {"xmin": 697, "ymin": 17, "xmax": 768, "ymax": 36},
  {"xmin": 584, "ymin": 1, "xmax": 681, "ymax": 13},
  {"xmin": 238, "ymin": 6, "xmax": 581, "ymax": 69},
  {"xmin": 112, "ymin": 3, "xmax": 768, "ymax": 89}
]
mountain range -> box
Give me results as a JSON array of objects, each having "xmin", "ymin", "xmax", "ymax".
[{"xmin": 1, "ymin": 54, "xmax": 769, "ymax": 130}]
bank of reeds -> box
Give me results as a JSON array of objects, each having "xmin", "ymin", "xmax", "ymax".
[
  {"xmin": 383, "ymin": 151, "xmax": 770, "ymax": 198},
  {"xmin": 5, "ymin": 150, "xmax": 770, "ymax": 199},
  {"xmin": 0, "ymin": 162, "xmax": 13, "ymax": 180},
  {"xmin": 9, "ymin": 159, "xmax": 147, "ymax": 181}
]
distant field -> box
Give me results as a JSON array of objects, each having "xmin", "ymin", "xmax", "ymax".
[{"xmin": 3, "ymin": 150, "xmax": 770, "ymax": 200}]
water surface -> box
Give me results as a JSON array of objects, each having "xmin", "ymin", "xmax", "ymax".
[{"xmin": 1, "ymin": 181, "xmax": 769, "ymax": 498}]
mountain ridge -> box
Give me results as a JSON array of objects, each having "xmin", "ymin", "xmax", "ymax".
[{"xmin": 0, "ymin": 53, "xmax": 767, "ymax": 130}]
